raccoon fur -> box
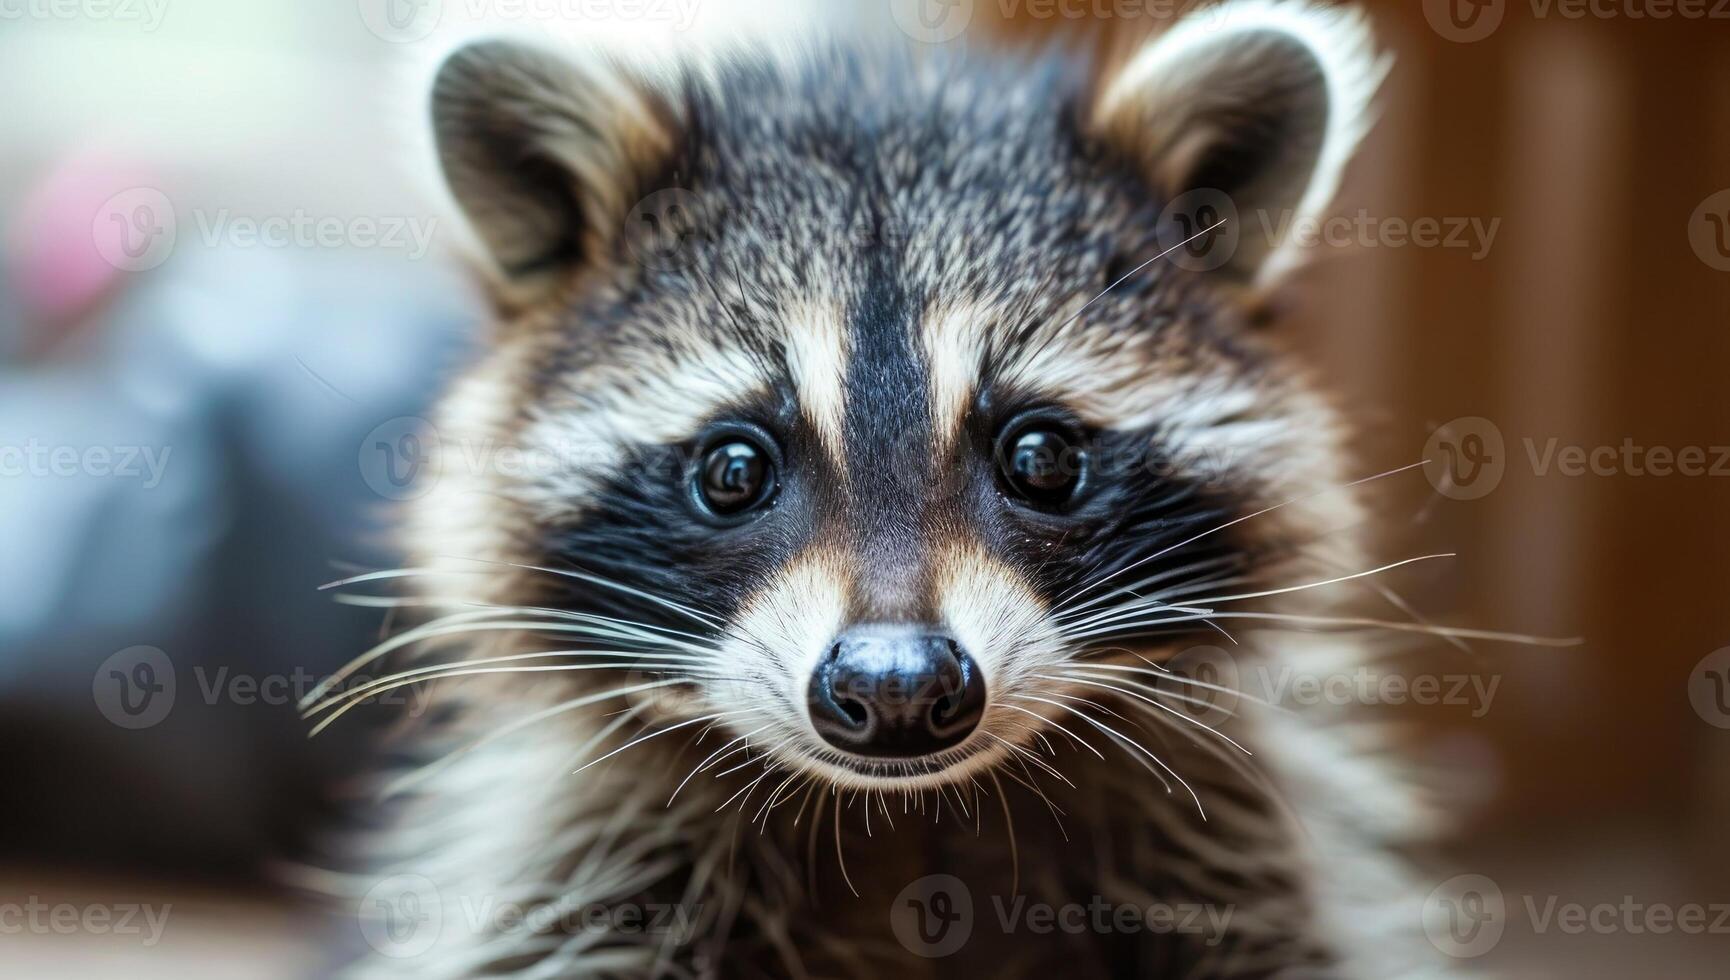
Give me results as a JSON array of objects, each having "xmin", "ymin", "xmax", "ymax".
[{"xmin": 326, "ymin": 3, "xmax": 1458, "ymax": 977}]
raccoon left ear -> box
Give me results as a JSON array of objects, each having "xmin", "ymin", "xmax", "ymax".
[
  {"xmin": 1089, "ymin": 1, "xmax": 1387, "ymax": 284},
  {"xmin": 430, "ymin": 39, "xmax": 682, "ymax": 301}
]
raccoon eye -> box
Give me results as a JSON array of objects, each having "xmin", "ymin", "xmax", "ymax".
[
  {"xmin": 998, "ymin": 423, "xmax": 1086, "ymax": 507},
  {"xmin": 695, "ymin": 438, "xmax": 776, "ymax": 517}
]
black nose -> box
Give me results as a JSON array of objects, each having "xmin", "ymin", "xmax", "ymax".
[{"xmin": 807, "ymin": 629, "xmax": 986, "ymax": 758}]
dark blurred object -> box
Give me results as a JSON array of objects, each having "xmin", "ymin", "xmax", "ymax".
[{"xmin": 0, "ymin": 243, "xmax": 477, "ymax": 878}]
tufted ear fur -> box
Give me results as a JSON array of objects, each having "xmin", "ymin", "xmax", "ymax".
[
  {"xmin": 430, "ymin": 39, "xmax": 683, "ymax": 303},
  {"xmin": 1089, "ymin": 1, "xmax": 1387, "ymax": 283}
]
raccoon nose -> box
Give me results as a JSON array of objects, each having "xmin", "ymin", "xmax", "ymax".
[{"xmin": 807, "ymin": 629, "xmax": 986, "ymax": 758}]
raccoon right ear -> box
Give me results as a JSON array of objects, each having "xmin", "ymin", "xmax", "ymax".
[
  {"xmin": 1088, "ymin": 1, "xmax": 1387, "ymax": 284},
  {"xmin": 430, "ymin": 39, "xmax": 681, "ymax": 297}
]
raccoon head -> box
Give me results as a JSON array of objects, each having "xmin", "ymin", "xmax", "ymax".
[{"xmin": 412, "ymin": 3, "xmax": 1384, "ymax": 793}]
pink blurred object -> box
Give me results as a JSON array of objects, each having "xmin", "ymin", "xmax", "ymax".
[{"xmin": 7, "ymin": 155, "xmax": 156, "ymax": 336}]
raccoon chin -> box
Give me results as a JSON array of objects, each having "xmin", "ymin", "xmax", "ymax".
[{"xmin": 767, "ymin": 728, "xmax": 1014, "ymax": 793}]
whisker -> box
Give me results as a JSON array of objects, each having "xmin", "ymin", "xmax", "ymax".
[
  {"xmin": 1013, "ymin": 693, "xmax": 1208, "ymax": 819},
  {"xmin": 574, "ymin": 712, "xmax": 741, "ymax": 775},
  {"xmin": 310, "ymin": 675, "xmax": 686, "ymax": 737},
  {"xmin": 996, "ymin": 702, "xmax": 1105, "ymax": 759},
  {"xmin": 385, "ymin": 698, "xmax": 655, "ymax": 797},
  {"xmin": 1055, "ymin": 460, "xmax": 1430, "ymax": 613},
  {"xmin": 303, "ymin": 615, "xmax": 719, "ymax": 710},
  {"xmin": 1042, "ymin": 672, "xmax": 1250, "ymax": 756},
  {"xmin": 305, "ymin": 649, "xmax": 712, "ymax": 717},
  {"xmin": 1066, "ymin": 609, "xmax": 1583, "ymax": 646},
  {"xmin": 671, "ymin": 724, "xmax": 773, "ymax": 804},
  {"xmin": 987, "ymin": 770, "xmax": 1020, "ymax": 896}
]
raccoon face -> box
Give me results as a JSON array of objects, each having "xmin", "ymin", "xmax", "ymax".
[{"xmin": 417, "ymin": 3, "xmax": 1382, "ymax": 791}]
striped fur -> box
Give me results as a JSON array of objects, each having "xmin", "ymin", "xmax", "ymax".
[{"xmin": 342, "ymin": 5, "xmax": 1453, "ymax": 978}]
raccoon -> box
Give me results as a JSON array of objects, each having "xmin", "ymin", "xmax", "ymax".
[{"xmin": 325, "ymin": 3, "xmax": 1455, "ymax": 977}]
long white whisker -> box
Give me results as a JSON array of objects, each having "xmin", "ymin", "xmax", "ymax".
[
  {"xmin": 573, "ymin": 713, "xmax": 735, "ymax": 775},
  {"xmin": 1042, "ymin": 672, "xmax": 1251, "ymax": 756},
  {"xmin": 1056, "ymin": 460, "xmax": 1429, "ymax": 612}
]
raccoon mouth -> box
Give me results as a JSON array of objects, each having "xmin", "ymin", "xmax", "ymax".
[{"xmin": 799, "ymin": 737, "xmax": 999, "ymax": 788}]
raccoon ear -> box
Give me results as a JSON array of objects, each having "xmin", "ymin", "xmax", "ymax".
[
  {"xmin": 1090, "ymin": 2, "xmax": 1386, "ymax": 283},
  {"xmin": 430, "ymin": 39, "xmax": 681, "ymax": 294}
]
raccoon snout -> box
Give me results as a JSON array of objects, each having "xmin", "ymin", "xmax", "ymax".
[{"xmin": 806, "ymin": 629, "xmax": 986, "ymax": 759}]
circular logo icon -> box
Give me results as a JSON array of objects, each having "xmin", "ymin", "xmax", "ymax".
[
  {"xmin": 890, "ymin": 0, "xmax": 974, "ymax": 44},
  {"xmin": 93, "ymin": 187, "xmax": 176, "ymax": 272},
  {"xmin": 1162, "ymin": 645, "xmax": 1242, "ymax": 727},
  {"xmin": 1422, "ymin": 873, "xmax": 1505, "ymax": 958},
  {"xmin": 621, "ymin": 664, "xmax": 710, "ymax": 718},
  {"xmin": 1688, "ymin": 647, "xmax": 1730, "ymax": 729},
  {"xmin": 623, "ymin": 188, "xmax": 709, "ymax": 273},
  {"xmin": 360, "ymin": 417, "xmax": 442, "ymax": 501},
  {"xmin": 1156, "ymin": 188, "xmax": 1240, "ymax": 273},
  {"xmin": 93, "ymin": 646, "xmax": 177, "ymax": 729},
  {"xmin": 1422, "ymin": 416, "xmax": 1506, "ymax": 501},
  {"xmin": 1422, "ymin": 0, "xmax": 1505, "ymax": 43},
  {"xmin": 1687, "ymin": 189, "xmax": 1730, "ymax": 272},
  {"xmin": 359, "ymin": 874, "xmax": 443, "ymax": 958},
  {"xmin": 356, "ymin": 0, "xmax": 443, "ymax": 43},
  {"xmin": 890, "ymin": 874, "xmax": 973, "ymax": 958}
]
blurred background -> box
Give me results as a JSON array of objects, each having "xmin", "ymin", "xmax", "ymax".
[{"xmin": 1, "ymin": 0, "xmax": 1726, "ymax": 976}]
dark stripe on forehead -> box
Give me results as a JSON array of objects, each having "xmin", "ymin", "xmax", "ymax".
[{"xmin": 841, "ymin": 251, "xmax": 934, "ymax": 620}]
